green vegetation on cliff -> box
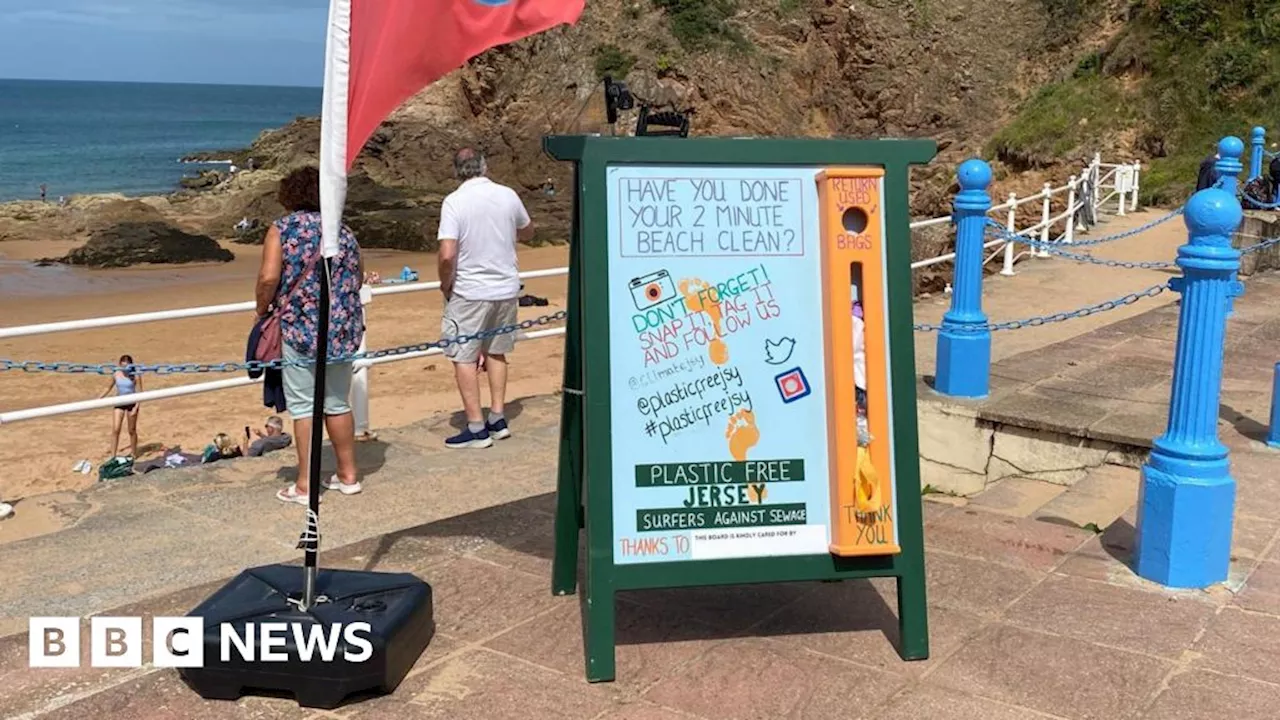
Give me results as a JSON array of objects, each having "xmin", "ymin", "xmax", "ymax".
[{"xmin": 992, "ymin": 0, "xmax": 1280, "ymax": 204}]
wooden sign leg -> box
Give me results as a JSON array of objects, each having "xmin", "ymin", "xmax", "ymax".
[
  {"xmin": 552, "ymin": 329, "xmax": 583, "ymax": 595},
  {"xmin": 583, "ymin": 557, "xmax": 617, "ymax": 682},
  {"xmin": 553, "ymin": 197, "xmax": 586, "ymax": 597},
  {"xmin": 895, "ymin": 551, "xmax": 930, "ymax": 660}
]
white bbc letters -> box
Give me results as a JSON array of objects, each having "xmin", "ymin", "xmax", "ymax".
[
  {"xmin": 28, "ymin": 617, "xmax": 81, "ymax": 668},
  {"xmin": 29, "ymin": 617, "xmax": 374, "ymax": 667},
  {"xmin": 91, "ymin": 617, "xmax": 143, "ymax": 667},
  {"xmin": 153, "ymin": 616, "xmax": 204, "ymax": 668}
]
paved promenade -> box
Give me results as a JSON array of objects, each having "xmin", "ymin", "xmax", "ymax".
[{"xmin": 2, "ymin": 209, "xmax": 1278, "ymax": 719}]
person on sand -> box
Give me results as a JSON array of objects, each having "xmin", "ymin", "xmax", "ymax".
[
  {"xmin": 435, "ymin": 147, "xmax": 535, "ymax": 449},
  {"xmin": 99, "ymin": 354, "xmax": 141, "ymax": 459},
  {"xmin": 256, "ymin": 166, "xmax": 364, "ymax": 505},
  {"xmin": 39, "ymin": 184, "xmax": 47, "ymax": 202},
  {"xmin": 202, "ymin": 433, "xmax": 243, "ymax": 464},
  {"xmin": 241, "ymin": 415, "xmax": 293, "ymax": 457},
  {"xmin": 0, "ymin": 499, "xmax": 12, "ymax": 521}
]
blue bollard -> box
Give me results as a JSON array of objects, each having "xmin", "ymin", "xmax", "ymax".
[
  {"xmin": 1214, "ymin": 136, "xmax": 1244, "ymax": 317},
  {"xmin": 1214, "ymin": 135, "xmax": 1244, "ymax": 194},
  {"xmin": 1269, "ymin": 362, "xmax": 1280, "ymax": 449},
  {"xmin": 934, "ymin": 159, "xmax": 992, "ymax": 398},
  {"xmin": 1134, "ymin": 186, "xmax": 1244, "ymax": 589},
  {"xmin": 1249, "ymin": 127, "xmax": 1266, "ymax": 181}
]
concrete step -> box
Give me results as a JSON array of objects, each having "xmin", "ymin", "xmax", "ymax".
[
  {"xmin": 1033, "ymin": 463, "xmax": 1139, "ymax": 530},
  {"xmin": 966, "ymin": 463, "xmax": 1139, "ymax": 533},
  {"xmin": 966, "ymin": 477, "xmax": 1067, "ymax": 518}
]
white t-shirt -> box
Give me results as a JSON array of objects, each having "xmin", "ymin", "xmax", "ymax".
[{"xmin": 437, "ymin": 177, "xmax": 530, "ymax": 301}]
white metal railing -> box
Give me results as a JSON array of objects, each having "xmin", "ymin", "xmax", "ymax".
[
  {"xmin": 1, "ymin": 155, "xmax": 1139, "ymax": 425},
  {"xmin": 0, "ymin": 267, "xmax": 571, "ymax": 340},
  {"xmin": 0, "ymin": 327, "xmax": 566, "ymax": 424}
]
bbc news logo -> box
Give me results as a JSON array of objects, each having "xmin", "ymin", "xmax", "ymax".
[{"xmin": 29, "ymin": 617, "xmax": 374, "ymax": 668}]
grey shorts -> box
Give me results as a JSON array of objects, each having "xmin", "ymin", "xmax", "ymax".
[
  {"xmin": 441, "ymin": 297, "xmax": 518, "ymax": 364},
  {"xmin": 283, "ymin": 343, "xmax": 354, "ymax": 418}
]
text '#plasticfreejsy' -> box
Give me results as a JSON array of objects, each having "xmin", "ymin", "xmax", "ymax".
[{"xmin": 645, "ymin": 391, "xmax": 754, "ymax": 444}]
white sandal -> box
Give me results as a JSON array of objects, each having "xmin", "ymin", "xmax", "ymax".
[
  {"xmin": 276, "ymin": 485, "xmax": 320, "ymax": 505},
  {"xmin": 323, "ymin": 475, "xmax": 363, "ymax": 496}
]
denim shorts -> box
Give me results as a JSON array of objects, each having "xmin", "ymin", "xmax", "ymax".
[{"xmin": 283, "ymin": 343, "xmax": 354, "ymax": 418}]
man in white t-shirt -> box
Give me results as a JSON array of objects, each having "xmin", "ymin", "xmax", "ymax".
[{"xmin": 436, "ymin": 148, "xmax": 535, "ymax": 449}]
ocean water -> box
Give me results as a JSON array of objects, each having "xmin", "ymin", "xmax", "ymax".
[{"xmin": 0, "ymin": 79, "xmax": 321, "ymax": 202}]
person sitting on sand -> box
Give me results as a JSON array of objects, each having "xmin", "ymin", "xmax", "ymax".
[
  {"xmin": 99, "ymin": 354, "xmax": 141, "ymax": 459},
  {"xmin": 202, "ymin": 433, "xmax": 242, "ymax": 464},
  {"xmin": 0, "ymin": 499, "xmax": 12, "ymax": 521},
  {"xmin": 241, "ymin": 415, "xmax": 293, "ymax": 457}
]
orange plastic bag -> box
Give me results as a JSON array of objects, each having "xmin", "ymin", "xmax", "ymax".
[{"xmin": 854, "ymin": 445, "xmax": 881, "ymax": 514}]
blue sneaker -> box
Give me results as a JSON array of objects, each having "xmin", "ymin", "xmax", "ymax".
[
  {"xmin": 445, "ymin": 427, "xmax": 493, "ymax": 449},
  {"xmin": 486, "ymin": 418, "xmax": 512, "ymax": 440}
]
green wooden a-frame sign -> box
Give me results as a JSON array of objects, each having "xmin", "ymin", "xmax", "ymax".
[{"xmin": 545, "ymin": 135, "xmax": 937, "ymax": 682}]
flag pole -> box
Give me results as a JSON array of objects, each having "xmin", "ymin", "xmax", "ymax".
[
  {"xmin": 301, "ymin": 0, "xmax": 353, "ymax": 612},
  {"xmin": 300, "ymin": 261, "xmax": 331, "ymax": 610}
]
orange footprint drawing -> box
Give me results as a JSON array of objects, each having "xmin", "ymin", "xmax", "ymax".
[
  {"xmin": 726, "ymin": 409, "xmax": 760, "ymax": 462},
  {"xmin": 680, "ymin": 278, "xmax": 729, "ymax": 365}
]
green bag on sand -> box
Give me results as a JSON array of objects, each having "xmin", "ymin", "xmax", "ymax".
[{"xmin": 98, "ymin": 456, "xmax": 134, "ymax": 481}]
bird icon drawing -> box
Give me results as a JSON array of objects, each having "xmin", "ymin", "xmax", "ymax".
[{"xmin": 764, "ymin": 337, "xmax": 796, "ymax": 365}]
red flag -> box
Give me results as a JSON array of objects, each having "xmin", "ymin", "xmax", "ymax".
[
  {"xmin": 346, "ymin": 0, "xmax": 586, "ymax": 168},
  {"xmin": 319, "ymin": 0, "xmax": 584, "ymax": 256}
]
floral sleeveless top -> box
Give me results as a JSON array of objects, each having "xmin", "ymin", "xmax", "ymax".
[{"xmin": 273, "ymin": 211, "xmax": 364, "ymax": 359}]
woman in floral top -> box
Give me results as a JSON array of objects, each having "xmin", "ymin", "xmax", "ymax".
[{"xmin": 255, "ymin": 167, "xmax": 365, "ymax": 505}]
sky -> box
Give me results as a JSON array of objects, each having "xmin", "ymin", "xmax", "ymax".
[{"xmin": 0, "ymin": 0, "xmax": 329, "ymax": 86}]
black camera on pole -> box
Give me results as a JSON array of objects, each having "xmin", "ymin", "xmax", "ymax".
[{"xmin": 603, "ymin": 76, "xmax": 635, "ymax": 129}]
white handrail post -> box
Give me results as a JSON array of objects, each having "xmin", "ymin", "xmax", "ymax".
[
  {"xmin": 1001, "ymin": 191, "xmax": 1018, "ymax": 276},
  {"xmin": 1092, "ymin": 153, "xmax": 1102, "ymax": 212},
  {"xmin": 352, "ymin": 342, "xmax": 371, "ymax": 437},
  {"xmin": 1077, "ymin": 165, "xmax": 1090, "ymax": 231},
  {"xmin": 1037, "ymin": 181, "xmax": 1052, "ymax": 257},
  {"xmin": 1116, "ymin": 163, "xmax": 1127, "ymax": 216},
  {"xmin": 1136, "ymin": 158, "xmax": 1146, "ymax": 210},
  {"xmin": 1065, "ymin": 174, "xmax": 1078, "ymax": 244}
]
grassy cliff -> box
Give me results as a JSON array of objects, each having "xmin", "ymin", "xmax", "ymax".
[{"xmin": 991, "ymin": 0, "xmax": 1280, "ymax": 204}]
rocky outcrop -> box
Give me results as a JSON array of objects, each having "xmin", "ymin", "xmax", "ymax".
[
  {"xmin": 202, "ymin": 0, "xmax": 1093, "ymax": 254},
  {"xmin": 60, "ymin": 222, "xmax": 234, "ymax": 268},
  {"xmin": 180, "ymin": 170, "xmax": 224, "ymax": 190}
]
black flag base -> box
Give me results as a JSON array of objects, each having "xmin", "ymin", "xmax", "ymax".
[{"xmin": 178, "ymin": 564, "xmax": 434, "ymax": 709}]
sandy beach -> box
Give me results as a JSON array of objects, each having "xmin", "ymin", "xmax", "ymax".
[{"xmin": 0, "ymin": 238, "xmax": 570, "ymax": 500}]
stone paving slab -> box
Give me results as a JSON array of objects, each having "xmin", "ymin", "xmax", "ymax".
[
  {"xmin": 5, "ymin": 466, "xmax": 1276, "ymax": 720},
  {"xmin": 978, "ymin": 271, "xmax": 1280, "ymax": 450},
  {"xmin": 2, "ymin": 495, "xmax": 1273, "ymax": 717}
]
